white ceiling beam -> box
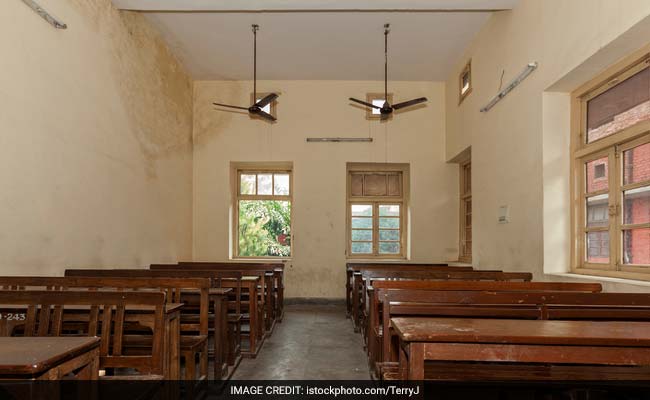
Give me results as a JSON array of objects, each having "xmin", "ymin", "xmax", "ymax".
[{"xmin": 112, "ymin": 0, "xmax": 519, "ymax": 12}]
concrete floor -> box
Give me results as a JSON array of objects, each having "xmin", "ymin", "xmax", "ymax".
[{"xmin": 231, "ymin": 303, "xmax": 370, "ymax": 380}]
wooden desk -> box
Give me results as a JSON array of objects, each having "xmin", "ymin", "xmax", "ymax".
[
  {"xmin": 182, "ymin": 288, "xmax": 234, "ymax": 379},
  {"xmin": 0, "ymin": 337, "xmax": 100, "ymax": 380},
  {"xmin": 221, "ymin": 276, "xmax": 262, "ymax": 357},
  {"xmin": 392, "ymin": 317, "xmax": 650, "ymax": 381},
  {"xmin": 0, "ymin": 303, "xmax": 182, "ymax": 380}
]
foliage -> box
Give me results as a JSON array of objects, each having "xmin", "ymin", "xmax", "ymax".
[{"xmin": 239, "ymin": 200, "xmax": 291, "ymax": 257}]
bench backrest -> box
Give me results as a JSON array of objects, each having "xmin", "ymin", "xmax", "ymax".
[
  {"xmin": 0, "ymin": 290, "xmax": 166, "ymax": 376},
  {"xmin": 176, "ymin": 261, "xmax": 285, "ymax": 271},
  {"xmin": 64, "ymin": 269, "xmax": 245, "ymax": 318},
  {"xmin": 371, "ymin": 280, "xmax": 602, "ymax": 292},
  {"xmin": 362, "ymin": 270, "xmax": 530, "ymax": 281},
  {"xmin": 0, "ymin": 276, "xmax": 211, "ymax": 336}
]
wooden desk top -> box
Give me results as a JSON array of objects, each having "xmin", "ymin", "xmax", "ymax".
[
  {"xmin": 391, "ymin": 317, "xmax": 650, "ymax": 347},
  {"xmin": 0, "ymin": 337, "xmax": 100, "ymax": 376}
]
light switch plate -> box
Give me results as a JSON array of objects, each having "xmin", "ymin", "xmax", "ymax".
[{"xmin": 498, "ymin": 205, "xmax": 510, "ymax": 224}]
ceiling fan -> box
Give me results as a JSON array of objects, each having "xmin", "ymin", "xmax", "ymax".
[
  {"xmin": 213, "ymin": 24, "xmax": 278, "ymax": 122},
  {"xmin": 350, "ymin": 24, "xmax": 428, "ymax": 120}
]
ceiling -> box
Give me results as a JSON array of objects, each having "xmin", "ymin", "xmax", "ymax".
[{"xmin": 112, "ymin": 0, "xmax": 519, "ymax": 81}]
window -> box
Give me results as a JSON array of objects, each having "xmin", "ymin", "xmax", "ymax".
[
  {"xmin": 347, "ymin": 163, "xmax": 409, "ymax": 258},
  {"xmin": 459, "ymin": 60, "xmax": 472, "ymax": 104},
  {"xmin": 250, "ymin": 92, "xmax": 277, "ymax": 119},
  {"xmin": 365, "ymin": 93, "xmax": 393, "ymax": 120},
  {"xmin": 572, "ymin": 53, "xmax": 650, "ymax": 280},
  {"xmin": 232, "ymin": 163, "xmax": 292, "ymax": 258},
  {"xmin": 459, "ymin": 160, "xmax": 472, "ymax": 263}
]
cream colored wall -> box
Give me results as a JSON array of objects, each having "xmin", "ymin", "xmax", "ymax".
[
  {"xmin": 445, "ymin": 0, "xmax": 650, "ymax": 290},
  {"xmin": 193, "ymin": 80, "xmax": 456, "ymax": 298},
  {"xmin": 0, "ymin": 0, "xmax": 193, "ymax": 275}
]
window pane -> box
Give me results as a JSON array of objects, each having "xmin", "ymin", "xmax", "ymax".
[
  {"xmin": 379, "ymin": 205, "xmax": 400, "ymax": 217},
  {"xmin": 371, "ymin": 99, "xmax": 386, "ymax": 115},
  {"xmin": 240, "ymin": 174, "xmax": 256, "ymax": 195},
  {"xmin": 256, "ymin": 98, "xmax": 271, "ymax": 114},
  {"xmin": 586, "ymin": 194, "xmax": 609, "ymax": 228},
  {"xmin": 623, "ymin": 142, "xmax": 650, "ymax": 185},
  {"xmin": 238, "ymin": 200, "xmax": 291, "ymax": 257},
  {"xmin": 586, "ymin": 231, "xmax": 609, "ymax": 264},
  {"xmin": 624, "ymin": 186, "xmax": 650, "ymax": 225},
  {"xmin": 257, "ymin": 174, "xmax": 272, "ymax": 195},
  {"xmin": 379, "ymin": 230, "xmax": 399, "ymax": 241},
  {"xmin": 586, "ymin": 157, "xmax": 608, "ymax": 193},
  {"xmin": 351, "ymin": 230, "xmax": 372, "ymax": 241},
  {"xmin": 379, "ymin": 217, "xmax": 400, "ymax": 229},
  {"xmin": 587, "ymin": 67, "xmax": 650, "ymax": 143},
  {"xmin": 351, "ymin": 217, "xmax": 372, "ymax": 229},
  {"xmin": 351, "ymin": 242, "xmax": 372, "ymax": 254},
  {"xmin": 461, "ymin": 72, "xmax": 470, "ymax": 94},
  {"xmin": 351, "ymin": 204, "xmax": 372, "ymax": 217},
  {"xmin": 379, "ymin": 242, "xmax": 400, "ymax": 254},
  {"xmin": 273, "ymin": 174, "xmax": 290, "ymax": 195},
  {"xmin": 623, "ymin": 228, "xmax": 650, "ymax": 265}
]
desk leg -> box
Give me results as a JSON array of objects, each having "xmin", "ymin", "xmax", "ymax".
[
  {"xmin": 273, "ymin": 271, "xmax": 283, "ymax": 322},
  {"xmin": 352, "ymin": 275, "xmax": 361, "ymax": 332},
  {"xmin": 169, "ymin": 313, "xmax": 180, "ymax": 380},
  {"xmin": 265, "ymin": 275, "xmax": 273, "ymax": 331},
  {"xmin": 248, "ymin": 283, "xmax": 257, "ymax": 356},
  {"xmin": 405, "ymin": 342, "xmax": 424, "ymax": 380},
  {"xmin": 213, "ymin": 295, "xmax": 227, "ymax": 379},
  {"xmin": 346, "ymin": 270, "xmax": 352, "ymax": 318}
]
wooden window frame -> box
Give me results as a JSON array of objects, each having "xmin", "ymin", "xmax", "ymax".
[
  {"xmin": 570, "ymin": 48, "xmax": 650, "ymax": 281},
  {"xmin": 459, "ymin": 59, "xmax": 472, "ymax": 105},
  {"xmin": 459, "ymin": 159, "xmax": 472, "ymax": 263},
  {"xmin": 346, "ymin": 163, "xmax": 409, "ymax": 259},
  {"xmin": 231, "ymin": 162, "xmax": 293, "ymax": 260},
  {"xmin": 365, "ymin": 93, "xmax": 394, "ymax": 120}
]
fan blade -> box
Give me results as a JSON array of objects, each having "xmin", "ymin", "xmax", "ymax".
[
  {"xmin": 254, "ymin": 93, "xmax": 278, "ymax": 108},
  {"xmin": 349, "ymin": 98, "xmax": 381, "ymax": 109},
  {"xmin": 392, "ymin": 97, "xmax": 428, "ymax": 110},
  {"xmin": 213, "ymin": 102, "xmax": 249, "ymax": 111},
  {"xmin": 253, "ymin": 109, "xmax": 277, "ymax": 122}
]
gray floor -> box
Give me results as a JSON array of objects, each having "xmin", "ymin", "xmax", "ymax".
[{"xmin": 231, "ymin": 303, "xmax": 370, "ymax": 380}]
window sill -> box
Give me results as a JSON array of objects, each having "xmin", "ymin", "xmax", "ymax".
[
  {"xmin": 230, "ymin": 258, "xmax": 291, "ymax": 262},
  {"xmin": 545, "ymin": 272, "xmax": 650, "ymax": 288},
  {"xmin": 345, "ymin": 257, "xmax": 407, "ymax": 262}
]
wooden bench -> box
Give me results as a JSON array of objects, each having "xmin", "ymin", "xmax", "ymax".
[
  {"xmin": 353, "ymin": 270, "xmax": 531, "ymax": 332},
  {"xmin": 365, "ymin": 281, "xmax": 603, "ymax": 375},
  {"xmin": 345, "ymin": 263, "xmax": 470, "ymax": 317},
  {"xmin": 159, "ymin": 262, "xmax": 285, "ymax": 322},
  {"xmin": 381, "ymin": 289, "xmax": 650, "ymax": 381},
  {"xmin": 64, "ymin": 269, "xmax": 263, "ymax": 359},
  {"xmin": 0, "ymin": 290, "xmax": 177, "ymax": 380},
  {"xmin": 0, "ymin": 276, "xmax": 215, "ymax": 381},
  {"xmin": 151, "ymin": 265, "xmax": 278, "ymax": 337}
]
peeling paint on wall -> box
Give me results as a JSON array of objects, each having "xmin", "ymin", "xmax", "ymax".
[{"xmin": 0, "ymin": 0, "xmax": 194, "ymax": 273}]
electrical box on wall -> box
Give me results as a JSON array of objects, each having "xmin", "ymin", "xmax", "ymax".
[{"xmin": 498, "ymin": 205, "xmax": 510, "ymax": 224}]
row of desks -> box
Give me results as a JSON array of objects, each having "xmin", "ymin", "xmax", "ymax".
[{"xmin": 347, "ymin": 262, "xmax": 650, "ymax": 383}]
